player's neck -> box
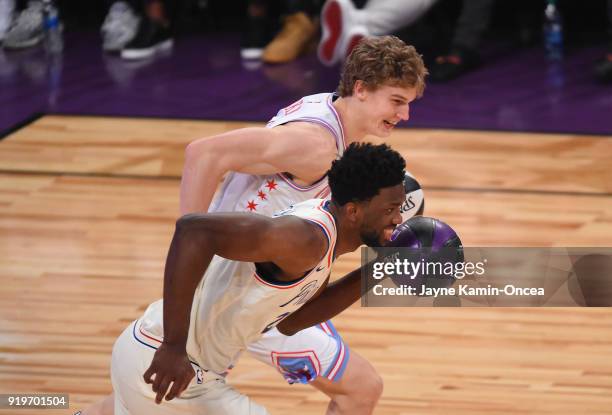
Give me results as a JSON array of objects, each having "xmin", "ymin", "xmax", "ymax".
[{"xmin": 332, "ymin": 96, "xmax": 369, "ymax": 143}]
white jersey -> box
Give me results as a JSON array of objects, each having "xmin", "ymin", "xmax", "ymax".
[
  {"xmin": 139, "ymin": 199, "xmax": 337, "ymax": 375},
  {"xmin": 209, "ymin": 93, "xmax": 346, "ymax": 216}
]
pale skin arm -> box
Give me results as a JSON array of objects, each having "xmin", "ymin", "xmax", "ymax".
[{"xmin": 180, "ymin": 122, "xmax": 338, "ymax": 215}]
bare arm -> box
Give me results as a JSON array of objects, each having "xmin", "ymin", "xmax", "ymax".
[
  {"xmin": 162, "ymin": 212, "xmax": 326, "ymax": 346},
  {"xmin": 144, "ymin": 212, "xmax": 327, "ymax": 403},
  {"xmin": 276, "ymin": 265, "xmax": 366, "ymax": 336},
  {"xmin": 180, "ymin": 123, "xmax": 337, "ymax": 214}
]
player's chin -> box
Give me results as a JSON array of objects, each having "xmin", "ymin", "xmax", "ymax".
[{"xmin": 377, "ymin": 125, "xmax": 392, "ymax": 137}]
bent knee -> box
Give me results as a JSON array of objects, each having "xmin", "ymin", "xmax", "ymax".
[{"xmin": 356, "ymin": 372, "xmax": 383, "ymax": 403}]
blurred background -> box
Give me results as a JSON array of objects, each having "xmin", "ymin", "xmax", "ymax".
[{"xmin": 1, "ymin": 0, "xmax": 611, "ymax": 137}]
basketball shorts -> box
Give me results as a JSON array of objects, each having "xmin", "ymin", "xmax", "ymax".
[
  {"xmin": 111, "ymin": 320, "xmax": 270, "ymax": 415},
  {"xmin": 247, "ymin": 320, "xmax": 350, "ymax": 385}
]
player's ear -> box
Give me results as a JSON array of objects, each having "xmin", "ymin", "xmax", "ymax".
[
  {"xmin": 343, "ymin": 201, "xmax": 364, "ymax": 225},
  {"xmin": 353, "ymin": 80, "xmax": 368, "ymax": 101}
]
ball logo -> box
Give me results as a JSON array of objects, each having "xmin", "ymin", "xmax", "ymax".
[{"xmin": 400, "ymin": 195, "xmax": 416, "ymax": 214}]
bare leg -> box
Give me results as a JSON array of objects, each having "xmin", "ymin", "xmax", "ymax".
[{"xmin": 311, "ymin": 350, "xmax": 383, "ymax": 415}]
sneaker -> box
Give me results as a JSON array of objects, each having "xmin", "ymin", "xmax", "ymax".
[
  {"xmin": 594, "ymin": 53, "xmax": 612, "ymax": 84},
  {"xmin": 262, "ymin": 12, "xmax": 316, "ymax": 64},
  {"xmin": 318, "ymin": 0, "xmax": 367, "ymax": 66},
  {"xmin": 0, "ymin": 0, "xmax": 15, "ymax": 42},
  {"xmin": 101, "ymin": 1, "xmax": 140, "ymax": 52},
  {"xmin": 120, "ymin": 17, "xmax": 172, "ymax": 60},
  {"xmin": 241, "ymin": 13, "xmax": 269, "ymax": 60},
  {"xmin": 429, "ymin": 46, "xmax": 481, "ymax": 82},
  {"xmin": 3, "ymin": 0, "xmax": 43, "ymax": 49}
]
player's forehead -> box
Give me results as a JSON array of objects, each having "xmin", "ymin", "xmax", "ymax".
[
  {"xmin": 369, "ymin": 184, "xmax": 406, "ymax": 207},
  {"xmin": 369, "ymin": 83, "xmax": 417, "ymax": 101}
]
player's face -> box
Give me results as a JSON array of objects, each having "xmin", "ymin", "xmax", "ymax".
[
  {"xmin": 358, "ymin": 83, "xmax": 418, "ymax": 137},
  {"xmin": 359, "ymin": 184, "xmax": 406, "ymax": 247}
]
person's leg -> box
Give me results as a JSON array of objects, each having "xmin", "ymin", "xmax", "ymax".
[
  {"xmin": 120, "ymin": 0, "xmax": 173, "ymax": 59},
  {"xmin": 318, "ymin": 0, "xmax": 437, "ymax": 65},
  {"xmin": 362, "ymin": 0, "xmax": 438, "ymax": 35},
  {"xmin": 430, "ymin": 0, "xmax": 494, "ymax": 82},
  {"xmin": 248, "ymin": 322, "xmax": 382, "ymax": 415},
  {"xmin": 594, "ymin": 0, "xmax": 612, "ymax": 83},
  {"xmin": 101, "ymin": 0, "xmax": 141, "ymax": 52},
  {"xmin": 261, "ymin": 0, "xmax": 318, "ymax": 64},
  {"xmin": 311, "ymin": 351, "xmax": 383, "ymax": 415}
]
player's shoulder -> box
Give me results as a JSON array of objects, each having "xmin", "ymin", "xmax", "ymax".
[
  {"xmin": 267, "ymin": 211, "xmax": 330, "ymax": 263},
  {"xmin": 274, "ymin": 121, "xmax": 338, "ymax": 155}
]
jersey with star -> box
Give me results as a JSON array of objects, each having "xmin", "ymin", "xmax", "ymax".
[{"xmin": 208, "ymin": 92, "xmax": 346, "ymax": 217}]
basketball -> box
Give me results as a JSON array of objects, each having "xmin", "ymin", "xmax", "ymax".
[
  {"xmin": 386, "ymin": 216, "xmax": 464, "ymax": 291},
  {"xmin": 401, "ymin": 171, "xmax": 425, "ymax": 221}
]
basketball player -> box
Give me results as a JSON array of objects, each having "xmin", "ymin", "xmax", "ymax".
[
  {"xmin": 80, "ymin": 35, "xmax": 426, "ymax": 415},
  {"xmin": 107, "ymin": 143, "xmax": 406, "ymax": 415}
]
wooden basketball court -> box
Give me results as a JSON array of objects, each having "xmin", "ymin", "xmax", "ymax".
[{"xmin": 1, "ymin": 115, "xmax": 611, "ymax": 414}]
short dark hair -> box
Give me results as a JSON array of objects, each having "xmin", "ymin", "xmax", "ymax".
[{"xmin": 328, "ymin": 142, "xmax": 406, "ymax": 206}]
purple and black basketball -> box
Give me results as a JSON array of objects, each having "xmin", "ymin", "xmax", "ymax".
[{"xmin": 386, "ymin": 216, "xmax": 464, "ymax": 292}]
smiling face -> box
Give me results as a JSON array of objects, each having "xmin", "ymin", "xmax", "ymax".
[
  {"xmin": 357, "ymin": 184, "xmax": 406, "ymax": 247},
  {"xmin": 354, "ymin": 82, "xmax": 418, "ymax": 137}
]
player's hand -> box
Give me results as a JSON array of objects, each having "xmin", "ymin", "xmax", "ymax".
[{"xmin": 143, "ymin": 342, "xmax": 195, "ymax": 404}]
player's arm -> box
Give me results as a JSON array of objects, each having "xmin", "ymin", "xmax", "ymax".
[
  {"xmin": 276, "ymin": 265, "xmax": 368, "ymax": 336},
  {"xmin": 180, "ymin": 123, "xmax": 337, "ymax": 214},
  {"xmin": 144, "ymin": 212, "xmax": 328, "ymax": 404}
]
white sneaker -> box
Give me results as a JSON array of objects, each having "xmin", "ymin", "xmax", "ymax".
[
  {"xmin": 3, "ymin": 0, "xmax": 43, "ymax": 49},
  {"xmin": 101, "ymin": 1, "xmax": 140, "ymax": 52},
  {"xmin": 0, "ymin": 0, "xmax": 15, "ymax": 42},
  {"xmin": 318, "ymin": 0, "xmax": 368, "ymax": 66}
]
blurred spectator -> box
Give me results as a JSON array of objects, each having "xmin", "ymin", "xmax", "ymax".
[
  {"xmin": 261, "ymin": 0, "xmax": 320, "ymax": 64},
  {"xmin": 429, "ymin": 0, "xmax": 494, "ymax": 82},
  {"xmin": 241, "ymin": 0, "xmax": 270, "ymax": 59},
  {"xmin": 101, "ymin": 1, "xmax": 140, "ymax": 53},
  {"xmin": 2, "ymin": 0, "xmax": 46, "ymax": 49},
  {"xmin": 102, "ymin": 0, "xmax": 173, "ymax": 60},
  {"xmin": 594, "ymin": 0, "xmax": 612, "ymax": 83},
  {"xmin": 0, "ymin": 0, "xmax": 15, "ymax": 42},
  {"xmin": 317, "ymin": 0, "xmax": 437, "ymax": 65}
]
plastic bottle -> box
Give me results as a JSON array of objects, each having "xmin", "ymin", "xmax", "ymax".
[
  {"xmin": 42, "ymin": 0, "xmax": 63, "ymax": 54},
  {"xmin": 543, "ymin": 0, "xmax": 563, "ymax": 60}
]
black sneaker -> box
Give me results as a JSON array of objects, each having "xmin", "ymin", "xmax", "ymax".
[
  {"xmin": 240, "ymin": 14, "xmax": 270, "ymax": 60},
  {"xmin": 594, "ymin": 53, "xmax": 612, "ymax": 84},
  {"xmin": 121, "ymin": 17, "xmax": 173, "ymax": 60},
  {"xmin": 429, "ymin": 46, "xmax": 481, "ymax": 82}
]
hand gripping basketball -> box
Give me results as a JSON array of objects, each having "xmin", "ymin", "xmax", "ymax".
[{"xmin": 143, "ymin": 343, "xmax": 195, "ymax": 404}]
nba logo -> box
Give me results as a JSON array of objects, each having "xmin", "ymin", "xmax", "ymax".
[{"xmin": 196, "ymin": 369, "xmax": 203, "ymax": 384}]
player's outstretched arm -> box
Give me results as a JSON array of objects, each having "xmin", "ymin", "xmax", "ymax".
[
  {"xmin": 143, "ymin": 212, "xmax": 328, "ymax": 404},
  {"xmin": 180, "ymin": 123, "xmax": 336, "ymax": 215},
  {"xmin": 276, "ymin": 264, "xmax": 369, "ymax": 336}
]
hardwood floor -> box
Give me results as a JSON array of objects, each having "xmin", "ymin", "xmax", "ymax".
[{"xmin": 1, "ymin": 116, "xmax": 611, "ymax": 414}]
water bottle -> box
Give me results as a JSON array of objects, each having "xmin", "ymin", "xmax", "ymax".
[
  {"xmin": 42, "ymin": 0, "xmax": 63, "ymax": 54},
  {"xmin": 543, "ymin": 0, "xmax": 563, "ymax": 60}
]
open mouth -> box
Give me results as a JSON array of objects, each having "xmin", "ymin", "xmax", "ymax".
[{"xmin": 383, "ymin": 120, "xmax": 396, "ymax": 129}]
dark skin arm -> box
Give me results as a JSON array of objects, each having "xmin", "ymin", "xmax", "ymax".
[
  {"xmin": 143, "ymin": 212, "xmax": 327, "ymax": 404},
  {"xmin": 276, "ymin": 265, "xmax": 367, "ymax": 336}
]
